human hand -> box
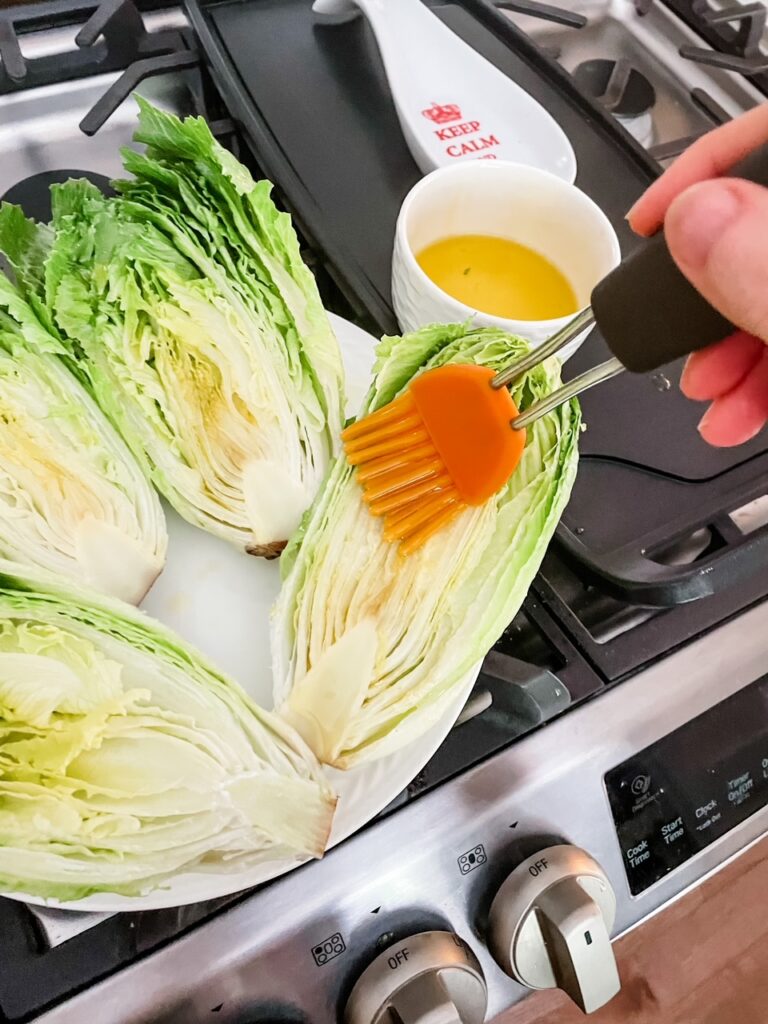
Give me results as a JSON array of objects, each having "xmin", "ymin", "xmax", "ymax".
[{"xmin": 628, "ymin": 104, "xmax": 768, "ymax": 447}]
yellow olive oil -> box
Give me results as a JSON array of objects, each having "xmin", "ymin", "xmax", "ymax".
[{"xmin": 416, "ymin": 234, "xmax": 578, "ymax": 320}]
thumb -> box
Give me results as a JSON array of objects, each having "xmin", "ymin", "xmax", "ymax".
[{"xmin": 664, "ymin": 178, "xmax": 768, "ymax": 343}]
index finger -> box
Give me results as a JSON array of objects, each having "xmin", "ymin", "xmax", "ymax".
[{"xmin": 627, "ymin": 103, "xmax": 768, "ymax": 236}]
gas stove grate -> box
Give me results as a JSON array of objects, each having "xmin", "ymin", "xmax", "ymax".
[{"xmin": 0, "ymin": 0, "xmax": 193, "ymax": 96}]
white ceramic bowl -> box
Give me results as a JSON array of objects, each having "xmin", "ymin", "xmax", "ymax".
[{"xmin": 392, "ymin": 161, "xmax": 621, "ymax": 362}]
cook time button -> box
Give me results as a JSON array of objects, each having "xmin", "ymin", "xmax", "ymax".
[
  {"xmin": 621, "ymin": 835, "xmax": 668, "ymax": 894},
  {"xmin": 625, "ymin": 838, "xmax": 651, "ymax": 869}
]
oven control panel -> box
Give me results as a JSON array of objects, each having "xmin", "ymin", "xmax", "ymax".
[{"xmin": 605, "ymin": 676, "xmax": 768, "ymax": 895}]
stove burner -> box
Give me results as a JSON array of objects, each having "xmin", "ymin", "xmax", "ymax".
[
  {"xmin": 573, "ymin": 58, "xmax": 656, "ymax": 118},
  {"xmin": 1, "ymin": 170, "xmax": 113, "ymax": 221}
]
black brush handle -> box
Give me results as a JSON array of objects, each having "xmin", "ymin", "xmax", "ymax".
[{"xmin": 592, "ymin": 141, "xmax": 768, "ymax": 374}]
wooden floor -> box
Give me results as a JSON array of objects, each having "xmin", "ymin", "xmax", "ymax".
[{"xmin": 492, "ymin": 837, "xmax": 768, "ymax": 1024}]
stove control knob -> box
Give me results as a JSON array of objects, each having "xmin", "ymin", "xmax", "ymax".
[
  {"xmin": 345, "ymin": 930, "xmax": 487, "ymax": 1024},
  {"xmin": 488, "ymin": 844, "xmax": 620, "ymax": 1014}
]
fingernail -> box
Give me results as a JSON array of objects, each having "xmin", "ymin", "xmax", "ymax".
[
  {"xmin": 680, "ymin": 356, "xmax": 696, "ymax": 398},
  {"xmin": 698, "ymin": 406, "xmax": 712, "ymax": 435},
  {"xmin": 666, "ymin": 182, "xmax": 743, "ymax": 270},
  {"xmin": 626, "ymin": 194, "xmax": 653, "ymax": 229},
  {"xmin": 624, "ymin": 203, "xmax": 644, "ymax": 233}
]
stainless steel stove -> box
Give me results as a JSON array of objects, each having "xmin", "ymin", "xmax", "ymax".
[
  {"xmin": 1, "ymin": 2, "xmax": 767, "ymax": 1022},
  {"xmin": 33, "ymin": 609, "xmax": 768, "ymax": 1023}
]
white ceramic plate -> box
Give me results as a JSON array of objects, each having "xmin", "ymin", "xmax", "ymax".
[{"xmin": 12, "ymin": 313, "xmax": 480, "ymax": 912}]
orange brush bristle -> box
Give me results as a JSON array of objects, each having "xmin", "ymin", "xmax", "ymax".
[{"xmin": 341, "ymin": 364, "xmax": 526, "ymax": 553}]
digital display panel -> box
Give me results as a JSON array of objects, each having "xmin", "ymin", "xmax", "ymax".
[{"xmin": 605, "ymin": 677, "xmax": 768, "ymax": 894}]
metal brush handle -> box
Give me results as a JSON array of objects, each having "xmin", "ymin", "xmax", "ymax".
[
  {"xmin": 491, "ymin": 307, "xmax": 621, "ymax": 429},
  {"xmin": 511, "ymin": 356, "xmax": 623, "ymax": 430},
  {"xmin": 492, "ymin": 307, "xmax": 596, "ymax": 389}
]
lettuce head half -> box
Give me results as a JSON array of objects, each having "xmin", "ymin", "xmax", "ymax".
[
  {"xmin": 0, "ymin": 100, "xmax": 345, "ymax": 557},
  {"xmin": 272, "ymin": 324, "xmax": 580, "ymax": 768},
  {"xmin": 0, "ymin": 271, "xmax": 166, "ymax": 603},
  {"xmin": 0, "ymin": 560, "xmax": 334, "ymax": 901}
]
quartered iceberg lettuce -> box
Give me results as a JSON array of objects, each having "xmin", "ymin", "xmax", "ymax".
[
  {"xmin": 272, "ymin": 324, "xmax": 580, "ymax": 768},
  {"xmin": 0, "ymin": 561, "xmax": 335, "ymax": 901},
  {"xmin": 0, "ymin": 272, "xmax": 166, "ymax": 603},
  {"xmin": 0, "ymin": 100, "xmax": 345, "ymax": 557}
]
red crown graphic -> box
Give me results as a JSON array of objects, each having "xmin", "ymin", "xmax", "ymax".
[{"xmin": 421, "ymin": 102, "xmax": 462, "ymax": 125}]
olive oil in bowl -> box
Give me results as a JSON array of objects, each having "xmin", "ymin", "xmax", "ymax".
[{"xmin": 416, "ymin": 234, "xmax": 578, "ymax": 321}]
